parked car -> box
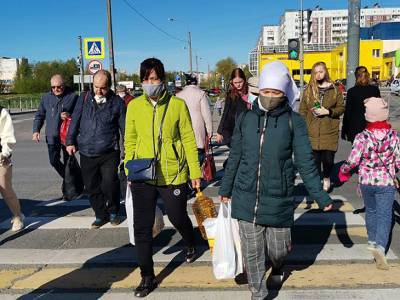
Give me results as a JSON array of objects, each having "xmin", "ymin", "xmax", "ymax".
[{"xmin": 391, "ymin": 79, "xmax": 400, "ymax": 95}]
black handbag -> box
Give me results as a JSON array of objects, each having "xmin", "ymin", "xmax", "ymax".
[{"xmin": 126, "ymin": 99, "xmax": 170, "ymax": 182}]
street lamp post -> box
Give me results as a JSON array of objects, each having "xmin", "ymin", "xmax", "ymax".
[
  {"xmin": 168, "ymin": 18, "xmax": 193, "ymax": 73},
  {"xmin": 106, "ymin": 0, "xmax": 116, "ymax": 90},
  {"xmin": 299, "ymin": 0, "xmax": 305, "ymax": 100}
]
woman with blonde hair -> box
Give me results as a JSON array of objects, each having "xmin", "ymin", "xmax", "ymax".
[
  {"xmin": 342, "ymin": 66, "xmax": 381, "ymax": 143},
  {"xmin": 299, "ymin": 62, "xmax": 345, "ymax": 191}
]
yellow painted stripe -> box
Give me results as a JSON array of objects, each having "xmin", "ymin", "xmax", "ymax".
[
  {"xmin": 332, "ymin": 226, "xmax": 368, "ymax": 238},
  {"xmin": 0, "ymin": 268, "xmax": 38, "ymax": 289},
  {"xmin": 9, "ymin": 263, "xmax": 400, "ymax": 290}
]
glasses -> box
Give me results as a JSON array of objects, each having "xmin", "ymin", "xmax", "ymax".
[{"xmin": 51, "ymin": 85, "xmax": 63, "ymax": 89}]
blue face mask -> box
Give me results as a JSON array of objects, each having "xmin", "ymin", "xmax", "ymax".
[
  {"xmin": 142, "ymin": 83, "xmax": 165, "ymax": 98},
  {"xmin": 248, "ymin": 93, "xmax": 258, "ymax": 103}
]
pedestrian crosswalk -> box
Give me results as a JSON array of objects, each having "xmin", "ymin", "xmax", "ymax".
[{"xmin": 1, "ymin": 141, "xmax": 399, "ymax": 297}]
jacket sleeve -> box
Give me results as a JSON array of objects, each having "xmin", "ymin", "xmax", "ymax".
[
  {"xmin": 66, "ymin": 93, "xmax": 84, "ymax": 146},
  {"xmin": 395, "ymin": 132, "xmax": 400, "ymax": 172},
  {"xmin": 373, "ymin": 85, "xmax": 381, "ymax": 97},
  {"xmin": 179, "ymin": 102, "xmax": 202, "ymax": 179},
  {"xmin": 200, "ymin": 92, "xmax": 213, "ymax": 137},
  {"xmin": 219, "ymin": 112, "xmax": 244, "ymax": 197},
  {"xmin": 298, "ymin": 96, "xmax": 309, "ymax": 120},
  {"xmin": 217, "ymin": 96, "xmax": 231, "ymax": 135},
  {"xmin": 66, "ymin": 94, "xmax": 78, "ymax": 114},
  {"xmin": 341, "ymin": 89, "xmax": 352, "ymax": 140},
  {"xmin": 0, "ymin": 109, "xmax": 16, "ymax": 158},
  {"xmin": 124, "ymin": 101, "xmax": 137, "ymax": 167},
  {"xmin": 118, "ymin": 100, "xmax": 126, "ymax": 139},
  {"xmin": 329, "ymin": 87, "xmax": 345, "ymax": 118},
  {"xmin": 340, "ymin": 133, "xmax": 365, "ymax": 175},
  {"xmin": 32, "ymin": 96, "xmax": 46, "ymax": 133},
  {"xmin": 293, "ymin": 114, "xmax": 332, "ymax": 209}
]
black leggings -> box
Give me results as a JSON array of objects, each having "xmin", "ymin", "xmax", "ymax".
[
  {"xmin": 313, "ymin": 150, "xmax": 335, "ymax": 179},
  {"xmin": 130, "ymin": 182, "xmax": 194, "ymax": 277}
]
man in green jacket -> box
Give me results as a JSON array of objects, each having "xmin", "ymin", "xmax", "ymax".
[
  {"xmin": 219, "ymin": 61, "xmax": 332, "ymax": 300},
  {"xmin": 124, "ymin": 58, "xmax": 201, "ymax": 298}
]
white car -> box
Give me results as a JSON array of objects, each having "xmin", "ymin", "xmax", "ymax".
[{"xmin": 391, "ymin": 79, "xmax": 400, "ymax": 95}]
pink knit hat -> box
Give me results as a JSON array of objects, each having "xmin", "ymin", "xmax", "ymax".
[{"xmin": 364, "ymin": 97, "xmax": 389, "ymax": 122}]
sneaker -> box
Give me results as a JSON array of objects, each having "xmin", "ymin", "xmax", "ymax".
[
  {"xmin": 323, "ymin": 178, "xmax": 331, "ymax": 192},
  {"xmin": 367, "ymin": 241, "xmax": 377, "ymax": 251},
  {"xmin": 372, "ymin": 248, "xmax": 389, "ymax": 270},
  {"xmin": 109, "ymin": 214, "xmax": 121, "ymax": 226},
  {"xmin": 134, "ymin": 276, "xmax": 157, "ymax": 297},
  {"xmin": 11, "ymin": 214, "xmax": 25, "ymax": 232},
  {"xmin": 270, "ymin": 267, "xmax": 284, "ymax": 284},
  {"xmin": 91, "ymin": 218, "xmax": 109, "ymax": 229},
  {"xmin": 185, "ymin": 247, "xmax": 197, "ymax": 263}
]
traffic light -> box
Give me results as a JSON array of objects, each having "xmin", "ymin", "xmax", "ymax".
[{"xmin": 288, "ymin": 38, "xmax": 300, "ymax": 60}]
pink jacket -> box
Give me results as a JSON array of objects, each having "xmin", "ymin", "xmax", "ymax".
[
  {"xmin": 176, "ymin": 85, "xmax": 213, "ymax": 149},
  {"xmin": 340, "ymin": 128, "xmax": 400, "ymax": 186}
]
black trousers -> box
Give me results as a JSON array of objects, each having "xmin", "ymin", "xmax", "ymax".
[
  {"xmin": 80, "ymin": 150, "xmax": 120, "ymax": 219},
  {"xmin": 313, "ymin": 150, "xmax": 335, "ymax": 179},
  {"xmin": 130, "ymin": 182, "xmax": 195, "ymax": 277},
  {"xmin": 47, "ymin": 143, "xmax": 68, "ymax": 179}
]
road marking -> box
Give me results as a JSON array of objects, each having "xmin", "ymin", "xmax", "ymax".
[
  {"xmin": 12, "ymin": 117, "xmax": 34, "ymax": 124},
  {"xmin": 0, "ymin": 244, "xmax": 396, "ymax": 266}
]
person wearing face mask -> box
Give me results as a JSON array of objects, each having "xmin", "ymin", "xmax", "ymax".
[
  {"xmin": 66, "ymin": 70, "xmax": 126, "ymax": 229},
  {"xmin": 216, "ymin": 68, "xmax": 249, "ymax": 147},
  {"xmin": 116, "ymin": 84, "xmax": 134, "ymax": 107},
  {"xmin": 124, "ymin": 58, "xmax": 202, "ymax": 298},
  {"xmin": 219, "ymin": 61, "xmax": 333, "ymax": 299},
  {"xmin": 299, "ymin": 62, "xmax": 345, "ymax": 192}
]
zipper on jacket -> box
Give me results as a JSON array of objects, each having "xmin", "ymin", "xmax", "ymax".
[{"xmin": 253, "ymin": 115, "xmax": 268, "ymax": 224}]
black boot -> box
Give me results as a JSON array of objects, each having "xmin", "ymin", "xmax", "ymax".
[{"xmin": 134, "ymin": 276, "xmax": 156, "ymax": 297}]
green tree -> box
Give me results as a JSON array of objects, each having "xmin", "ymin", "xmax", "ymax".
[{"xmin": 215, "ymin": 57, "xmax": 237, "ymax": 85}]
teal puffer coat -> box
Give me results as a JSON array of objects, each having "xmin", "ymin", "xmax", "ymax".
[{"xmin": 219, "ymin": 100, "xmax": 332, "ymax": 227}]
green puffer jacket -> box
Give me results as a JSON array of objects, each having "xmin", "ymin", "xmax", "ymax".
[
  {"xmin": 219, "ymin": 100, "xmax": 332, "ymax": 227},
  {"xmin": 124, "ymin": 91, "xmax": 202, "ymax": 186}
]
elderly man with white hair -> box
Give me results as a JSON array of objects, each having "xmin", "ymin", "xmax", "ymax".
[
  {"xmin": 32, "ymin": 74, "xmax": 78, "ymax": 199},
  {"xmin": 219, "ymin": 61, "xmax": 333, "ymax": 299}
]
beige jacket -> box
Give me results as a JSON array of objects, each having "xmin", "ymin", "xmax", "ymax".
[
  {"xmin": 177, "ymin": 85, "xmax": 213, "ymax": 149},
  {"xmin": 0, "ymin": 108, "xmax": 16, "ymax": 158}
]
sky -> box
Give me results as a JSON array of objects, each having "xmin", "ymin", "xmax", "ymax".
[{"xmin": 1, "ymin": 0, "xmax": 399, "ymax": 74}]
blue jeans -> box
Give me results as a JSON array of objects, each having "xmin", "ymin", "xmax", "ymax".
[{"xmin": 360, "ymin": 184, "xmax": 395, "ymax": 253}]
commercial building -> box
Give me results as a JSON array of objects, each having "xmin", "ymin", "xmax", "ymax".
[{"xmin": 0, "ymin": 57, "xmax": 26, "ymax": 92}]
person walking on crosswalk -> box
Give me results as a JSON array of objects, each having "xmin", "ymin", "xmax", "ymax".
[
  {"xmin": 66, "ymin": 70, "xmax": 126, "ymax": 229},
  {"xmin": 0, "ymin": 106, "xmax": 24, "ymax": 231},
  {"xmin": 339, "ymin": 97, "xmax": 399, "ymax": 270},
  {"xmin": 124, "ymin": 58, "xmax": 202, "ymax": 298},
  {"xmin": 299, "ymin": 62, "xmax": 345, "ymax": 192},
  {"xmin": 219, "ymin": 61, "xmax": 333, "ymax": 300}
]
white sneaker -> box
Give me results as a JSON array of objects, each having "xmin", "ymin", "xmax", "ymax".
[
  {"xmin": 367, "ymin": 241, "xmax": 377, "ymax": 251},
  {"xmin": 323, "ymin": 178, "xmax": 331, "ymax": 192},
  {"xmin": 11, "ymin": 214, "xmax": 25, "ymax": 232}
]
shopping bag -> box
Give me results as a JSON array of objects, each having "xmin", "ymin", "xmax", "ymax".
[
  {"xmin": 126, "ymin": 187, "xmax": 165, "ymax": 246},
  {"xmin": 60, "ymin": 117, "xmax": 71, "ymax": 146},
  {"xmin": 231, "ymin": 217, "xmax": 243, "ymax": 275},
  {"xmin": 63, "ymin": 154, "xmax": 84, "ymax": 201},
  {"xmin": 212, "ymin": 202, "xmax": 237, "ymax": 279},
  {"xmin": 202, "ymin": 138, "xmax": 216, "ymax": 182}
]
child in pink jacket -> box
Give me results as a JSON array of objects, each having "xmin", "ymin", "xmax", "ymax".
[{"xmin": 339, "ymin": 97, "xmax": 399, "ymax": 270}]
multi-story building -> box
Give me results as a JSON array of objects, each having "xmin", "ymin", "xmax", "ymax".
[{"xmin": 0, "ymin": 57, "xmax": 26, "ymax": 92}]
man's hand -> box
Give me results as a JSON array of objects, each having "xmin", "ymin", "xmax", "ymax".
[
  {"xmin": 216, "ymin": 134, "xmax": 223, "ymax": 144},
  {"xmin": 61, "ymin": 112, "xmax": 70, "ymax": 121},
  {"xmin": 32, "ymin": 132, "xmax": 40, "ymax": 143},
  {"xmin": 219, "ymin": 195, "xmax": 231, "ymax": 203},
  {"xmin": 313, "ymin": 107, "xmax": 330, "ymax": 116},
  {"xmin": 191, "ymin": 178, "xmax": 201, "ymax": 189},
  {"xmin": 323, "ymin": 203, "xmax": 333, "ymax": 212},
  {"xmin": 66, "ymin": 145, "xmax": 76, "ymax": 156}
]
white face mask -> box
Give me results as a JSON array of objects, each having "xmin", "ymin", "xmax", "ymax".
[{"xmin": 94, "ymin": 94, "xmax": 107, "ymax": 104}]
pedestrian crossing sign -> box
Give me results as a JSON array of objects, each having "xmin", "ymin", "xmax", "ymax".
[{"xmin": 84, "ymin": 37, "xmax": 105, "ymax": 60}]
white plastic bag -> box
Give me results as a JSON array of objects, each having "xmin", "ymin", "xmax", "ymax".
[
  {"xmin": 212, "ymin": 202, "xmax": 241, "ymax": 279},
  {"xmin": 203, "ymin": 218, "xmax": 217, "ymax": 239},
  {"xmin": 126, "ymin": 186, "xmax": 165, "ymax": 246},
  {"xmin": 231, "ymin": 217, "xmax": 243, "ymax": 275}
]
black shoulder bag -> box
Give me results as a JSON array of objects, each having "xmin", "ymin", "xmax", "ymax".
[{"xmin": 126, "ymin": 99, "xmax": 170, "ymax": 182}]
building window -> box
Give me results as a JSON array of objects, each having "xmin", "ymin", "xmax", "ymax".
[{"xmin": 372, "ymin": 49, "xmax": 380, "ymax": 57}]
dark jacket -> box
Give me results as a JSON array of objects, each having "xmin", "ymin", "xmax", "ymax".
[
  {"xmin": 66, "ymin": 91, "xmax": 126, "ymax": 157},
  {"xmin": 219, "ymin": 100, "xmax": 332, "ymax": 227},
  {"xmin": 33, "ymin": 87, "xmax": 78, "ymax": 145},
  {"xmin": 217, "ymin": 93, "xmax": 248, "ymax": 145},
  {"xmin": 341, "ymin": 85, "xmax": 381, "ymax": 143},
  {"xmin": 299, "ymin": 84, "xmax": 345, "ymax": 152}
]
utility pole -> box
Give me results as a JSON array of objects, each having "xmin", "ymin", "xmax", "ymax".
[
  {"xmin": 188, "ymin": 31, "xmax": 193, "ymax": 73},
  {"xmin": 78, "ymin": 36, "xmax": 85, "ymax": 94},
  {"xmin": 195, "ymin": 54, "xmax": 199, "ymax": 76},
  {"xmin": 106, "ymin": 0, "xmax": 116, "ymax": 90},
  {"xmin": 208, "ymin": 63, "xmax": 210, "ymax": 89},
  {"xmin": 299, "ymin": 0, "xmax": 305, "ymax": 100},
  {"xmin": 346, "ymin": 0, "xmax": 361, "ymax": 89}
]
